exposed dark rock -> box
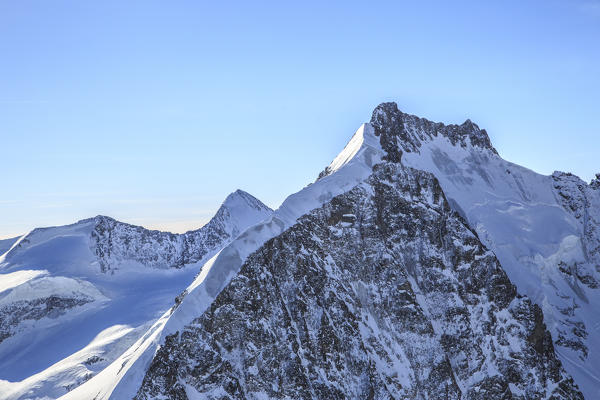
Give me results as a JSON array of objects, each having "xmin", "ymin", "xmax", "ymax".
[
  {"xmin": 370, "ymin": 102, "xmax": 498, "ymax": 157},
  {"xmin": 87, "ymin": 191, "xmax": 272, "ymax": 273},
  {"xmin": 590, "ymin": 173, "xmax": 600, "ymax": 190},
  {"xmin": 135, "ymin": 161, "xmax": 581, "ymax": 399},
  {"xmin": 0, "ymin": 295, "xmax": 94, "ymax": 345}
]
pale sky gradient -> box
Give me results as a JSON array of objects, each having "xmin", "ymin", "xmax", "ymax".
[{"xmin": 1, "ymin": 0, "xmax": 599, "ymax": 239}]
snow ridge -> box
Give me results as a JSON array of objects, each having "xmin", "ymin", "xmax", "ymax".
[
  {"xmin": 63, "ymin": 123, "xmax": 383, "ymax": 400},
  {"xmin": 0, "ymin": 190, "xmax": 273, "ymax": 400},
  {"xmin": 2, "ymin": 190, "xmax": 272, "ymax": 275},
  {"xmin": 134, "ymin": 156, "xmax": 582, "ymax": 399}
]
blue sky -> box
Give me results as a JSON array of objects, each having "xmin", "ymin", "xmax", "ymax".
[{"xmin": 1, "ymin": 0, "xmax": 599, "ymax": 238}]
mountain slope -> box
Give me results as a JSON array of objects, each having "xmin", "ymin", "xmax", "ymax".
[
  {"xmin": 367, "ymin": 103, "xmax": 600, "ymax": 398},
  {"xmin": 0, "ymin": 237, "xmax": 20, "ymax": 258},
  {"xmin": 62, "ymin": 123, "xmax": 384, "ymax": 400},
  {"xmin": 3, "ymin": 190, "xmax": 272, "ymax": 275},
  {"xmin": 76, "ymin": 106, "xmax": 588, "ymax": 399},
  {"xmin": 0, "ymin": 190, "xmax": 272, "ymax": 400},
  {"xmin": 135, "ymin": 161, "xmax": 582, "ymax": 399}
]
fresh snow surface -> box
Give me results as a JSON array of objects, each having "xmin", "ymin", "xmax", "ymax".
[
  {"xmin": 0, "ymin": 324, "xmax": 139, "ymax": 400},
  {"xmin": 0, "ymin": 237, "xmax": 20, "ymax": 258},
  {"xmin": 0, "ymin": 274, "xmax": 106, "ymax": 308},
  {"xmin": 0, "ymin": 270, "xmax": 47, "ymax": 294},
  {"xmin": 0, "ymin": 190, "xmax": 273, "ymax": 400},
  {"xmin": 0, "ymin": 228, "xmax": 203, "ymax": 389},
  {"xmin": 218, "ymin": 189, "xmax": 275, "ymax": 238}
]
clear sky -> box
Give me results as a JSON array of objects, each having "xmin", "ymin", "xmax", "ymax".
[{"xmin": 1, "ymin": 1, "xmax": 599, "ymax": 239}]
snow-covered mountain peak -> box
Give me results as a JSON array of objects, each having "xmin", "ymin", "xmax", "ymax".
[
  {"xmin": 0, "ymin": 191, "xmax": 274, "ymax": 399},
  {"xmin": 2, "ymin": 191, "xmax": 273, "ymax": 275},
  {"xmin": 317, "ymin": 103, "xmax": 600, "ymax": 398},
  {"xmin": 126, "ymin": 117, "xmax": 583, "ymax": 399},
  {"xmin": 186, "ymin": 189, "xmax": 272, "ymax": 242},
  {"xmin": 317, "ymin": 123, "xmax": 382, "ymax": 180},
  {"xmin": 91, "ymin": 215, "xmax": 117, "ymax": 224},
  {"xmin": 220, "ymin": 189, "xmax": 271, "ymax": 215},
  {"xmin": 370, "ymin": 101, "xmax": 498, "ymax": 157}
]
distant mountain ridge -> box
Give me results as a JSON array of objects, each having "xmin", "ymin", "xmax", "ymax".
[
  {"xmin": 4, "ymin": 189, "xmax": 272, "ymax": 274},
  {"xmin": 0, "ymin": 190, "xmax": 273, "ymax": 400}
]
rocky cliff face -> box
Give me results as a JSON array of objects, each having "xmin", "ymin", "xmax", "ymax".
[
  {"xmin": 0, "ymin": 271, "xmax": 107, "ymax": 351},
  {"xmin": 367, "ymin": 103, "xmax": 600, "ymax": 398},
  {"xmin": 552, "ymin": 172, "xmax": 600, "ymax": 276},
  {"xmin": 90, "ymin": 190, "xmax": 273, "ymax": 273},
  {"xmin": 135, "ymin": 161, "xmax": 582, "ymax": 399},
  {"xmin": 548, "ymin": 172, "xmax": 600, "ymax": 360},
  {"xmin": 5, "ymin": 190, "xmax": 272, "ymax": 274},
  {"xmin": 370, "ymin": 102, "xmax": 498, "ymax": 156}
]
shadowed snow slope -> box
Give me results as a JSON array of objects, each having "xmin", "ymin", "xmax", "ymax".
[
  {"xmin": 0, "ymin": 237, "xmax": 20, "ymax": 258},
  {"xmin": 0, "ymin": 190, "xmax": 272, "ymax": 400}
]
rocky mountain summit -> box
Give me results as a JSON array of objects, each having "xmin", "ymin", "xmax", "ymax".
[
  {"xmin": 371, "ymin": 103, "xmax": 600, "ymax": 398},
  {"xmin": 370, "ymin": 102, "xmax": 498, "ymax": 156}
]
